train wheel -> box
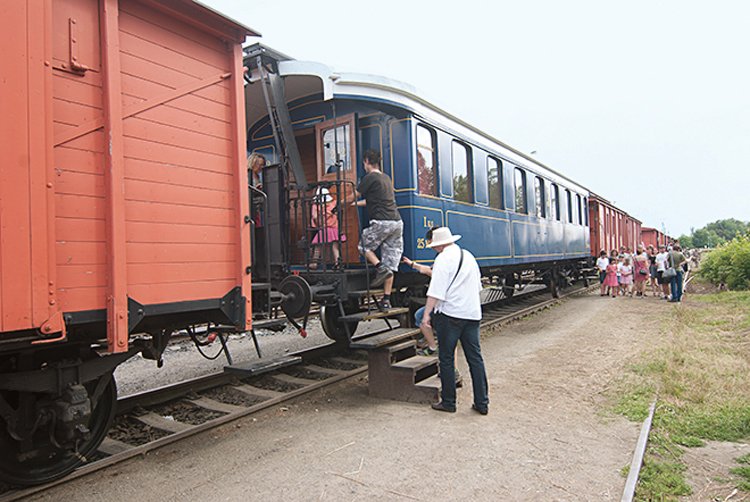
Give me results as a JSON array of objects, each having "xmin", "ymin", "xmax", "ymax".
[
  {"xmin": 320, "ymin": 305, "xmax": 359, "ymax": 344},
  {"xmin": 0, "ymin": 372, "xmax": 117, "ymax": 486}
]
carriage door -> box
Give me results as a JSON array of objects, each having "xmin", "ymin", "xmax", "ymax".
[{"xmin": 315, "ymin": 115, "xmax": 360, "ymax": 264}]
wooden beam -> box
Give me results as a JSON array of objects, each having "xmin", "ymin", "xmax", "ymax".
[{"xmin": 100, "ymin": 0, "xmax": 128, "ymax": 353}]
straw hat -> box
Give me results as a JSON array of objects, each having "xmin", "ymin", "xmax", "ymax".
[
  {"xmin": 314, "ymin": 187, "xmax": 333, "ymax": 203},
  {"xmin": 426, "ymin": 227, "xmax": 461, "ymax": 248}
]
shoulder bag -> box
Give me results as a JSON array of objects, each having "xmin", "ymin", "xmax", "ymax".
[{"xmin": 663, "ymin": 253, "xmax": 677, "ymax": 279}]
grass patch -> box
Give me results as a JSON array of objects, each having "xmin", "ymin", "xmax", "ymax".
[{"xmin": 607, "ymin": 291, "xmax": 750, "ymax": 500}]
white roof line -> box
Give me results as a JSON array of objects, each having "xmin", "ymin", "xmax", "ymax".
[{"xmin": 278, "ymin": 61, "xmax": 590, "ymax": 192}]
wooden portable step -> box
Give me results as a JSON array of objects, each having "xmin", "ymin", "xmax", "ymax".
[
  {"xmin": 415, "ymin": 374, "xmax": 441, "ymax": 390},
  {"xmin": 391, "ymin": 355, "xmax": 437, "ymax": 372},
  {"xmin": 224, "ymin": 355, "xmax": 301, "ymax": 376},
  {"xmin": 338, "ymin": 307, "xmax": 409, "ymax": 323},
  {"xmin": 349, "ymin": 327, "xmax": 419, "ymax": 350}
]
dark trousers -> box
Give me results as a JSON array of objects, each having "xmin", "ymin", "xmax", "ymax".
[
  {"xmin": 670, "ymin": 270, "xmax": 684, "ymax": 301},
  {"xmin": 433, "ymin": 313, "xmax": 489, "ymax": 410}
]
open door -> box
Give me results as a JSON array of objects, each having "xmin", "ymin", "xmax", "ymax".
[{"xmin": 315, "ymin": 114, "xmax": 360, "ymax": 265}]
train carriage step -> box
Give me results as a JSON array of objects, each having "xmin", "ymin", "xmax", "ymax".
[
  {"xmin": 338, "ymin": 307, "xmax": 409, "ymax": 323},
  {"xmin": 347, "ymin": 289, "xmax": 385, "ymax": 300},
  {"xmin": 251, "ymin": 318, "xmax": 287, "ymax": 331},
  {"xmin": 350, "ymin": 327, "xmax": 420, "ymax": 350},
  {"xmin": 224, "ymin": 355, "xmax": 301, "ymax": 376}
]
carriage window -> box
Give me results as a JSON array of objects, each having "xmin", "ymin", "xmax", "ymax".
[
  {"xmin": 416, "ymin": 125, "xmax": 436, "ymax": 196},
  {"xmin": 534, "ymin": 176, "xmax": 546, "ymax": 218},
  {"xmin": 566, "ymin": 189, "xmax": 573, "ymax": 223},
  {"xmin": 451, "ymin": 141, "xmax": 471, "ymax": 203},
  {"xmin": 322, "ymin": 124, "xmax": 351, "ymax": 173},
  {"xmin": 583, "ymin": 197, "xmax": 589, "ymax": 226},
  {"xmin": 576, "ymin": 194, "xmax": 583, "ymax": 224},
  {"xmin": 550, "ymin": 184, "xmax": 560, "ymax": 221},
  {"xmin": 487, "ymin": 157, "xmax": 503, "ymax": 209},
  {"xmin": 514, "ymin": 168, "xmax": 527, "ymax": 214}
]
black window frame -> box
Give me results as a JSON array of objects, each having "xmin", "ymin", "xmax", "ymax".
[
  {"xmin": 487, "ymin": 156, "xmax": 503, "ymax": 210},
  {"xmin": 415, "ymin": 124, "xmax": 437, "ymax": 196},
  {"xmin": 514, "ymin": 167, "xmax": 527, "ymax": 214},
  {"xmin": 550, "ymin": 183, "xmax": 560, "ymax": 221},
  {"xmin": 451, "ymin": 140, "xmax": 472, "ymax": 203},
  {"xmin": 534, "ymin": 176, "xmax": 546, "ymax": 218}
]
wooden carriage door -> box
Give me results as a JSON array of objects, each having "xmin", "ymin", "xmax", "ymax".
[{"xmin": 315, "ymin": 115, "xmax": 360, "ymax": 264}]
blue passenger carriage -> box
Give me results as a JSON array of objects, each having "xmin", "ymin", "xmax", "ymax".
[{"xmin": 244, "ymin": 45, "xmax": 591, "ymax": 339}]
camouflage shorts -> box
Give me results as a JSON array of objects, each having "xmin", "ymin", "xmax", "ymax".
[{"xmin": 358, "ymin": 219, "xmax": 404, "ymax": 272}]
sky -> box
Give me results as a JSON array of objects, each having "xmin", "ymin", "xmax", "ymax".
[{"xmin": 205, "ymin": 0, "xmax": 749, "ymax": 237}]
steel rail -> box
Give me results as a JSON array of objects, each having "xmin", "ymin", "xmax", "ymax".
[{"xmin": 0, "ymin": 282, "xmax": 596, "ymax": 502}]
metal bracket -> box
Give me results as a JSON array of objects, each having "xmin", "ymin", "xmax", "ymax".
[
  {"xmin": 68, "ymin": 18, "xmax": 90, "ymax": 74},
  {"xmin": 32, "ymin": 311, "xmax": 67, "ymax": 345}
]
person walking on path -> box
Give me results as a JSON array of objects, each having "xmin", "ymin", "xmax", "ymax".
[
  {"xmin": 352, "ymin": 150, "xmax": 404, "ymax": 309},
  {"xmin": 655, "ymin": 244, "xmax": 671, "ymax": 299},
  {"xmin": 633, "ymin": 245, "xmax": 650, "ymax": 297},
  {"xmin": 420, "ymin": 227, "xmax": 488, "ymax": 415},
  {"xmin": 668, "ymin": 245, "xmax": 688, "ymax": 302}
]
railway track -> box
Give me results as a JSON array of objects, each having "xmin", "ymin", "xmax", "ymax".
[{"xmin": 0, "ymin": 282, "xmax": 594, "ymax": 501}]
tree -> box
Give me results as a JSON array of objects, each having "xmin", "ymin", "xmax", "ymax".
[
  {"xmin": 678, "ymin": 234, "xmax": 694, "ymax": 248},
  {"xmin": 682, "ymin": 219, "xmax": 750, "ymax": 248}
]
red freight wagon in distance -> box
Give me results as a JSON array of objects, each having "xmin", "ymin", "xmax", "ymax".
[
  {"xmin": 0, "ymin": 0, "xmax": 255, "ymax": 485},
  {"xmin": 588, "ymin": 193, "xmax": 642, "ymax": 257},
  {"xmin": 641, "ymin": 227, "xmax": 671, "ymax": 249}
]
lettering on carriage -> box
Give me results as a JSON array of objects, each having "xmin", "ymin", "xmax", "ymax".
[
  {"xmin": 416, "ymin": 237, "xmax": 427, "ymax": 249},
  {"xmin": 422, "ymin": 216, "xmax": 435, "ymax": 228}
]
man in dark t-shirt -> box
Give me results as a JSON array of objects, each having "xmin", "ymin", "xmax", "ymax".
[{"xmin": 352, "ymin": 150, "xmax": 403, "ymax": 308}]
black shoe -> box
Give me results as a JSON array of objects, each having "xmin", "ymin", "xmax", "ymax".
[
  {"xmin": 370, "ymin": 266, "xmax": 393, "ymax": 288},
  {"xmin": 431, "ymin": 402, "xmax": 456, "ymax": 413},
  {"xmin": 380, "ymin": 299, "xmax": 392, "ymax": 310},
  {"xmin": 471, "ymin": 404, "xmax": 488, "ymax": 415}
]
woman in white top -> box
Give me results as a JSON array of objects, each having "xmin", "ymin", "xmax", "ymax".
[{"xmin": 596, "ymin": 251, "xmax": 610, "ymax": 296}]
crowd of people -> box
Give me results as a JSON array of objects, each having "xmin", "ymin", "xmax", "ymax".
[{"xmin": 596, "ymin": 243, "xmax": 689, "ymax": 302}]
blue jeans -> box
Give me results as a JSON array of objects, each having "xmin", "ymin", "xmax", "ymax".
[
  {"xmin": 670, "ymin": 270, "xmax": 684, "ymax": 301},
  {"xmin": 414, "ymin": 306, "xmax": 425, "ymax": 327},
  {"xmin": 432, "ymin": 313, "xmax": 489, "ymax": 411}
]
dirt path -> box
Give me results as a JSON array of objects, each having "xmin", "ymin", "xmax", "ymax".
[{"xmin": 30, "ymin": 292, "xmax": 669, "ymax": 501}]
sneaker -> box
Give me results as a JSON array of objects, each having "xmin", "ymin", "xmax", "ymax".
[
  {"xmin": 471, "ymin": 404, "xmax": 488, "ymax": 415},
  {"xmin": 380, "ymin": 298, "xmax": 392, "ymax": 310},
  {"xmin": 417, "ymin": 346, "xmax": 438, "ymax": 356},
  {"xmin": 370, "ymin": 265, "xmax": 393, "ymax": 288},
  {"xmin": 431, "ymin": 401, "xmax": 456, "ymax": 413}
]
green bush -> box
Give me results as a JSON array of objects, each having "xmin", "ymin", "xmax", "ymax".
[{"xmin": 700, "ymin": 234, "xmax": 750, "ymax": 290}]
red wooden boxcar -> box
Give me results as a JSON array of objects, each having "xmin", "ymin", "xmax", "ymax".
[
  {"xmin": 641, "ymin": 227, "xmax": 670, "ymax": 249},
  {"xmin": 588, "ymin": 193, "xmax": 642, "ymax": 256},
  {"xmin": 0, "ymin": 0, "xmax": 255, "ymax": 485}
]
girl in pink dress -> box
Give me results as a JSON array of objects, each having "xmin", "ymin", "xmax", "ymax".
[
  {"xmin": 311, "ymin": 187, "xmax": 346, "ymax": 268},
  {"xmin": 604, "ymin": 258, "xmax": 619, "ymax": 298}
]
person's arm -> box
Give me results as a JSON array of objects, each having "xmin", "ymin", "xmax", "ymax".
[
  {"xmin": 421, "ymin": 295, "xmax": 439, "ymax": 330},
  {"xmin": 402, "ymin": 257, "xmax": 432, "ymax": 276}
]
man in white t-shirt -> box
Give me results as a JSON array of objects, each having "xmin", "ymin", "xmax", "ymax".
[
  {"xmin": 421, "ymin": 227, "xmax": 488, "ymax": 415},
  {"xmin": 654, "ymin": 244, "xmax": 670, "ymax": 299}
]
